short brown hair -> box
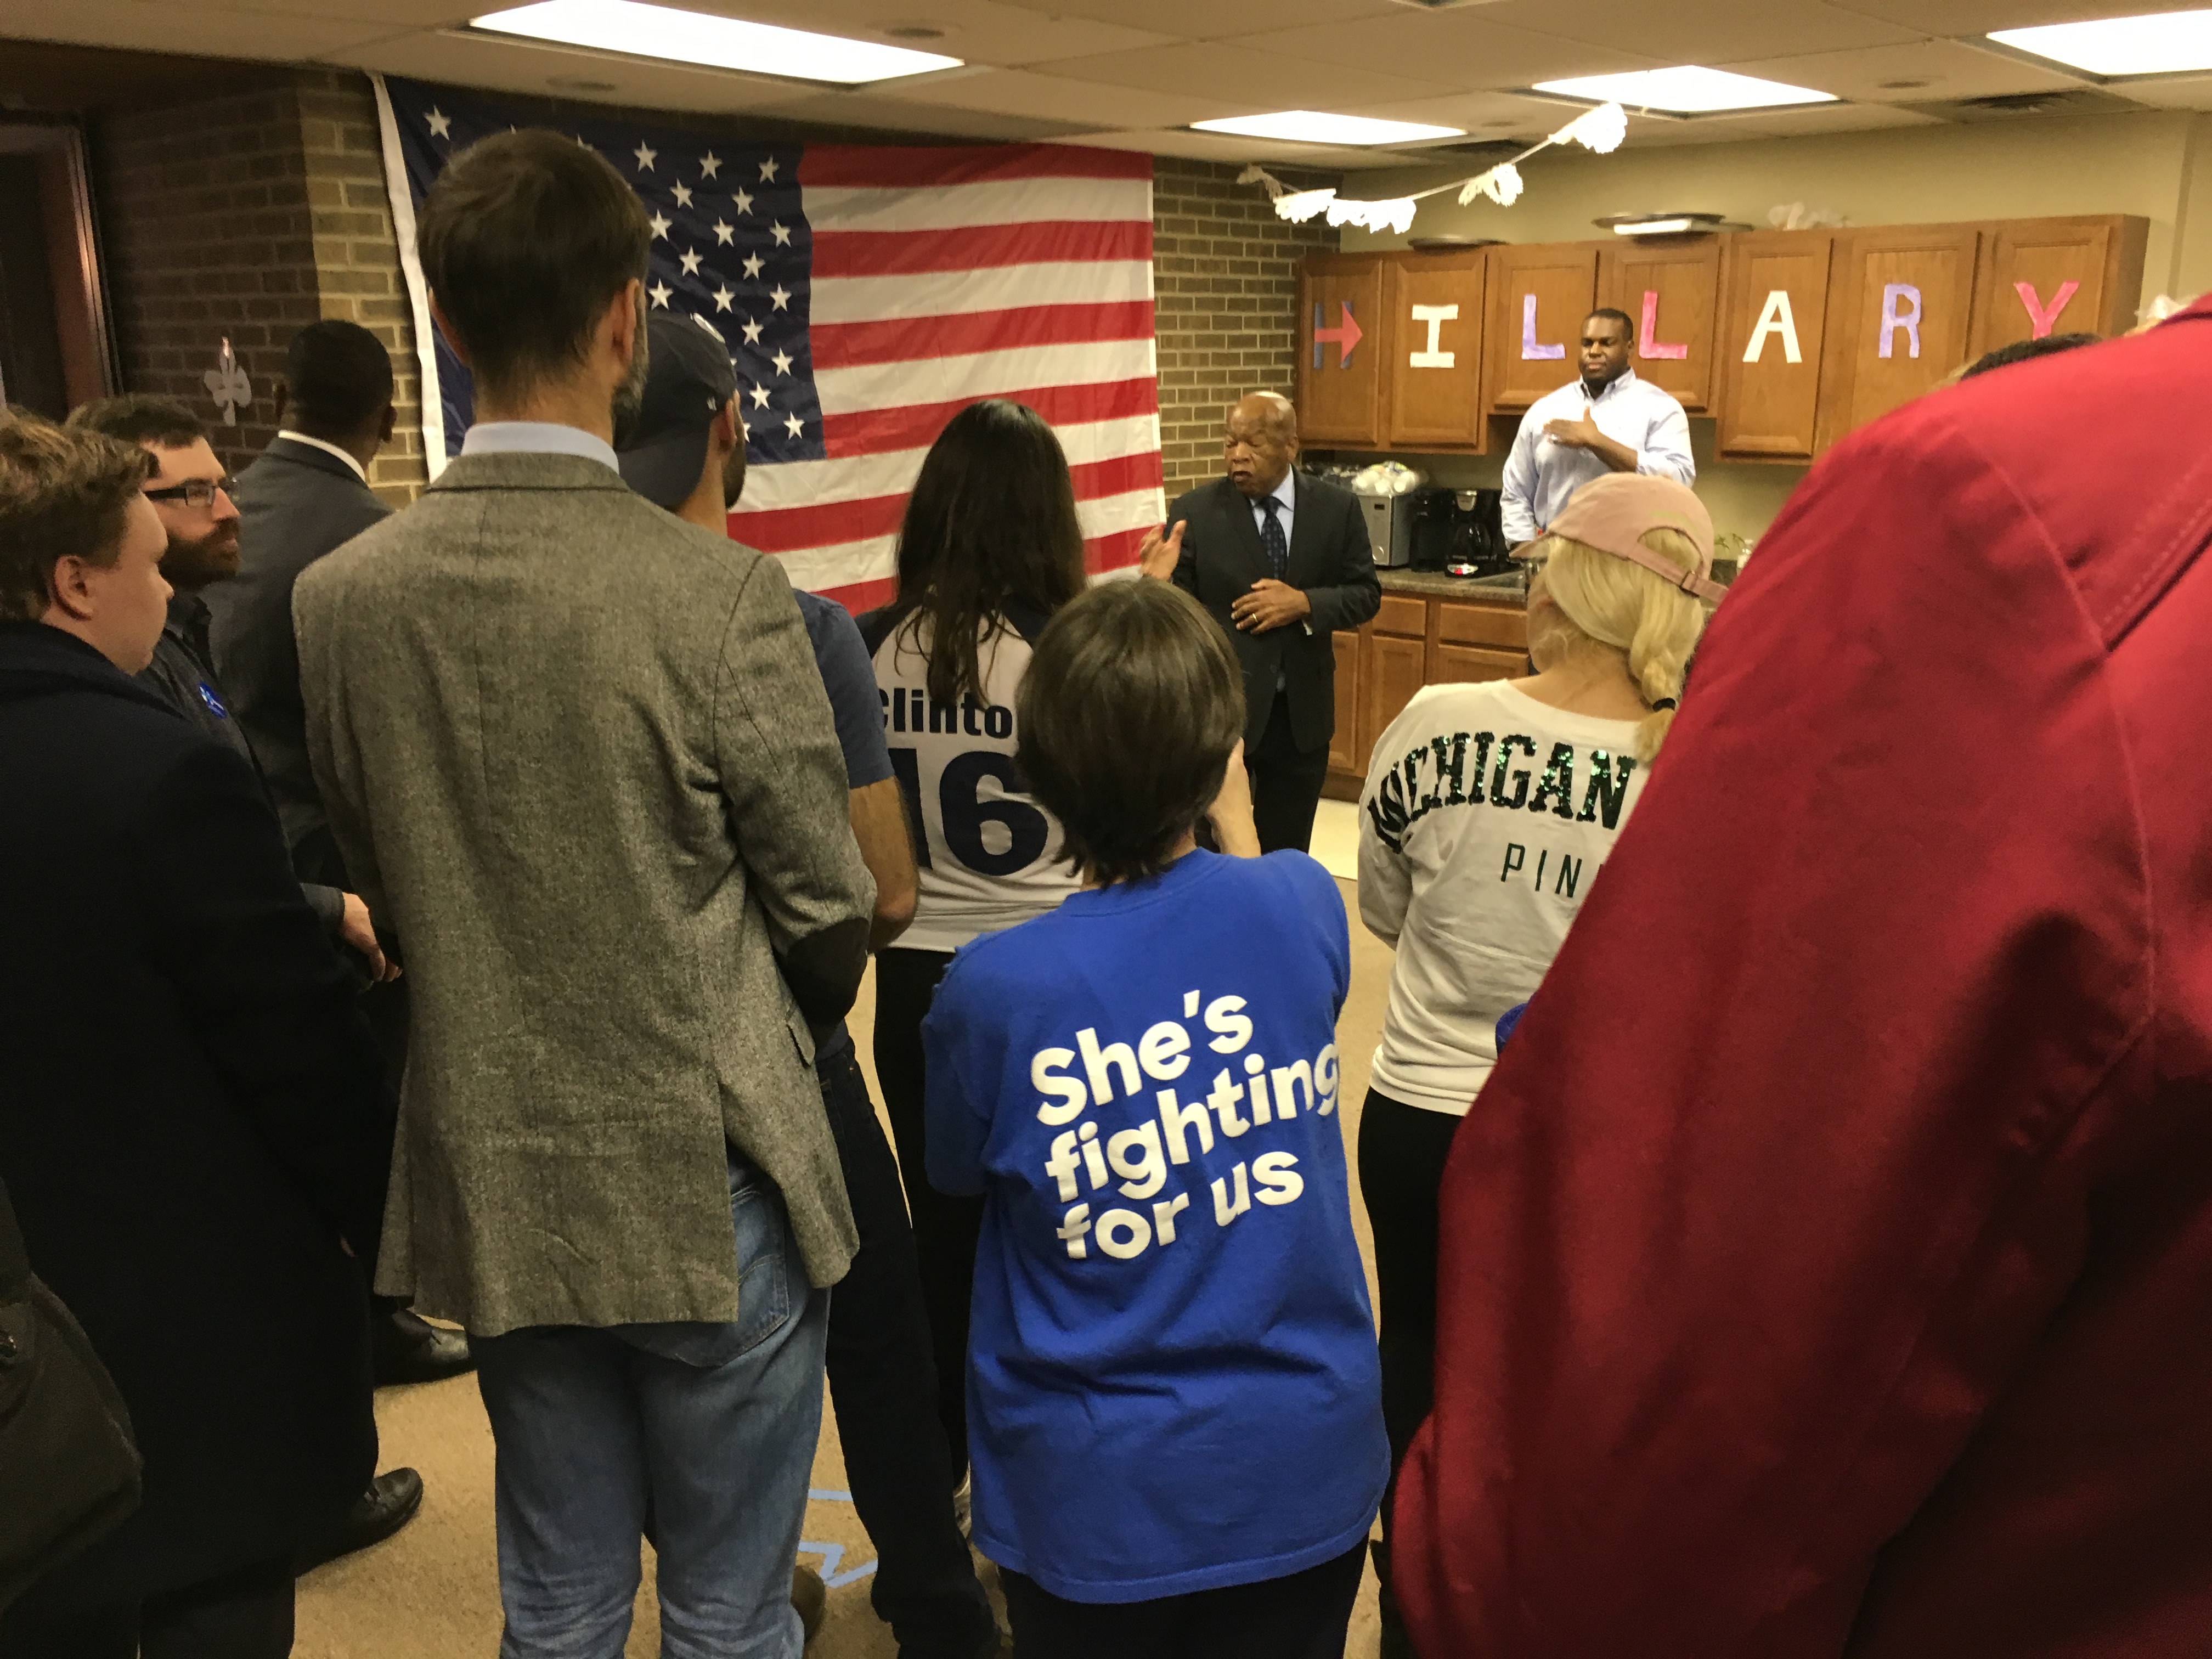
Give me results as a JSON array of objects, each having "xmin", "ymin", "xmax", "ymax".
[
  {"xmin": 66, "ymin": 394, "xmax": 206, "ymax": 450},
  {"xmin": 0, "ymin": 415, "xmax": 156, "ymax": 622},
  {"xmin": 417, "ymin": 129, "xmax": 651, "ymax": 396},
  {"xmin": 1017, "ymin": 579, "xmax": 1245, "ymax": 885}
]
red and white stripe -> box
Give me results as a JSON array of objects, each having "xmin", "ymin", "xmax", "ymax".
[{"xmin": 731, "ymin": 145, "xmax": 1159, "ymax": 615}]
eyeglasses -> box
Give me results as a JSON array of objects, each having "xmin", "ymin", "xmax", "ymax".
[{"xmin": 144, "ymin": 477, "xmax": 238, "ymax": 509}]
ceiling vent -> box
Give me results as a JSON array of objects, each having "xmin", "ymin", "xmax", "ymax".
[{"xmin": 1900, "ymin": 87, "xmax": 2142, "ymax": 121}]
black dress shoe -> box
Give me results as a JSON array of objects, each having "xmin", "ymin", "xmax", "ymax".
[
  {"xmin": 294, "ymin": 1468, "xmax": 425, "ymax": 1575},
  {"xmin": 371, "ymin": 1308, "xmax": 475, "ymax": 1386}
]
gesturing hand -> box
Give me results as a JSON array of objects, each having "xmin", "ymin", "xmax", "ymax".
[
  {"xmin": 1136, "ymin": 519, "xmax": 1186, "ymax": 582},
  {"xmin": 1542, "ymin": 404, "xmax": 1605, "ymax": 450},
  {"xmin": 1229, "ymin": 578, "xmax": 1311, "ymax": 634}
]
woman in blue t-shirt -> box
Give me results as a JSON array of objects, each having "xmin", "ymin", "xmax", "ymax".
[{"xmin": 923, "ymin": 579, "xmax": 1387, "ymax": 1658}]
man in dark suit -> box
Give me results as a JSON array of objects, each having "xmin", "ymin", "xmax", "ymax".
[
  {"xmin": 1143, "ymin": 391, "xmax": 1379, "ymax": 853},
  {"xmin": 0, "ymin": 414, "xmax": 392, "ymax": 1656}
]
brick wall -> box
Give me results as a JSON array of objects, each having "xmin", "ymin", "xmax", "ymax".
[{"xmin": 1152, "ymin": 158, "xmax": 1341, "ymax": 501}]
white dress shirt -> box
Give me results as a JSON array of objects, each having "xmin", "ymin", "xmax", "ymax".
[
  {"xmin": 459, "ymin": 420, "xmax": 620, "ymax": 473},
  {"xmin": 275, "ymin": 430, "xmax": 369, "ymax": 483},
  {"xmin": 1499, "ymin": 368, "xmax": 1695, "ymax": 545}
]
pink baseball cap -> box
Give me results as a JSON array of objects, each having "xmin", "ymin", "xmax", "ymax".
[{"xmin": 1519, "ymin": 472, "xmax": 1725, "ymax": 602}]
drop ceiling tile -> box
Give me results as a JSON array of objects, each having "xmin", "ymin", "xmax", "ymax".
[
  {"xmin": 1040, "ymin": 40, "xmax": 1463, "ymax": 106},
  {"xmin": 1827, "ymin": 0, "xmax": 2186, "ymax": 29},
  {"xmin": 1335, "ymin": 87, "xmax": 1594, "ymax": 145},
  {"xmin": 1477, "ymin": 0, "xmax": 1918, "ymax": 63},
  {"xmin": 888, "ymin": 66, "xmax": 1260, "ymax": 127},
  {"xmin": 2100, "ymin": 74, "xmax": 2212, "ymax": 111},
  {"xmin": 1061, "ymin": 125, "xmax": 1399, "ymax": 170},
  {"xmin": 1719, "ymin": 101, "xmax": 1947, "ymax": 134},
  {"xmin": 749, "ymin": 84, "xmax": 1095, "ymax": 137},
  {"xmin": 0, "ymin": 1, "xmax": 410, "ymax": 58},
  {"xmin": 609, "ymin": 0, "xmax": 1178, "ymax": 67},
  {"xmin": 1717, "ymin": 38, "xmax": 2091, "ymax": 101},
  {"xmin": 995, "ymin": 0, "xmax": 1398, "ymax": 38},
  {"xmin": 330, "ymin": 28, "xmax": 823, "ymax": 114},
  {"xmin": 1258, "ymin": 10, "xmax": 1662, "ymax": 89}
]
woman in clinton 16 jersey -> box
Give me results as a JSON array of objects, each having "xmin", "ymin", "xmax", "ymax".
[{"xmin": 859, "ymin": 398, "xmax": 1088, "ymax": 1511}]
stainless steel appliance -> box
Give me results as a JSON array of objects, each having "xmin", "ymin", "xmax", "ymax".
[{"xmin": 1357, "ymin": 489, "xmax": 1415, "ymax": 568}]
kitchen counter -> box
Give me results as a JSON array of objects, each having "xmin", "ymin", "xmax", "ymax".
[{"xmin": 1375, "ymin": 567, "xmax": 1526, "ymax": 602}]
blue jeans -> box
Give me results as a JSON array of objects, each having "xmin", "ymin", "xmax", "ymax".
[{"xmin": 472, "ymin": 1152, "xmax": 828, "ymax": 1659}]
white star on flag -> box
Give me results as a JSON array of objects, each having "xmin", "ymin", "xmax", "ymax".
[
  {"xmin": 741, "ymin": 252, "xmax": 764, "ymax": 279},
  {"xmin": 679, "ymin": 248, "xmax": 703, "ymax": 275},
  {"xmin": 648, "ymin": 280, "xmax": 672, "ymax": 308},
  {"xmin": 648, "ymin": 211, "xmax": 672, "ymax": 240},
  {"xmin": 700, "ymin": 151, "xmax": 722, "ymax": 179},
  {"xmin": 633, "ymin": 142, "xmax": 657, "ymax": 172},
  {"xmin": 770, "ymin": 284, "xmax": 792, "ymax": 311},
  {"xmin": 771, "ymin": 348, "xmax": 793, "ymax": 376},
  {"xmin": 739, "ymin": 416, "xmax": 749, "ymax": 439},
  {"xmin": 713, "ymin": 285, "xmax": 735, "ymax": 312},
  {"xmin": 731, "ymin": 188, "xmax": 754, "ymax": 215},
  {"xmin": 712, "ymin": 219, "xmax": 734, "ymax": 245},
  {"xmin": 750, "ymin": 385, "xmax": 771, "ymax": 409},
  {"xmin": 759, "ymin": 157, "xmax": 779, "ymax": 182},
  {"xmin": 741, "ymin": 317, "xmax": 764, "ymax": 343},
  {"xmin": 425, "ymin": 108, "xmax": 452, "ymax": 139},
  {"xmin": 783, "ymin": 414, "xmax": 803, "ymax": 438},
  {"xmin": 770, "ymin": 221, "xmax": 793, "ymax": 247},
  {"xmin": 672, "ymin": 181, "xmax": 694, "ymax": 208}
]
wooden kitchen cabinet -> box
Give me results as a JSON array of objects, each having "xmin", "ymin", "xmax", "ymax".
[
  {"xmin": 1714, "ymin": 230, "xmax": 1836, "ymax": 462},
  {"xmin": 1328, "ymin": 630, "xmax": 1359, "ymax": 777},
  {"xmin": 1483, "ymin": 244, "xmax": 1600, "ymax": 413},
  {"xmin": 1816, "ymin": 224, "xmax": 1983, "ymax": 452},
  {"xmin": 1359, "ymin": 633, "xmax": 1427, "ymax": 775},
  {"xmin": 1968, "ymin": 214, "xmax": 2147, "ymax": 359},
  {"xmin": 1324, "ymin": 585, "xmax": 1531, "ymax": 800},
  {"xmin": 1383, "ymin": 249, "xmax": 1488, "ymax": 453},
  {"xmin": 1597, "ymin": 237, "xmax": 1721, "ymax": 413},
  {"xmin": 1296, "ymin": 252, "xmax": 1386, "ymax": 447}
]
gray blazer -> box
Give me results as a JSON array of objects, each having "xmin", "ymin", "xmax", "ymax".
[
  {"xmin": 294, "ymin": 452, "xmax": 874, "ymax": 1336},
  {"xmin": 207, "ymin": 437, "xmax": 392, "ymax": 890}
]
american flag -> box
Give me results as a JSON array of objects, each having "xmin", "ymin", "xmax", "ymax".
[{"xmin": 374, "ymin": 75, "xmax": 1163, "ymax": 612}]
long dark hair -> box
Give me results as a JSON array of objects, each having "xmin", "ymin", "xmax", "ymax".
[{"xmin": 891, "ymin": 399, "xmax": 1086, "ymax": 704}]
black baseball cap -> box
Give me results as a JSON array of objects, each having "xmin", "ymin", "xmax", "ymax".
[{"xmin": 617, "ymin": 312, "xmax": 740, "ymax": 510}]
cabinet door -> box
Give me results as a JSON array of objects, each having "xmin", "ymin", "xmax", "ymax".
[
  {"xmin": 1329, "ymin": 629, "xmax": 1360, "ymax": 778},
  {"xmin": 1816, "ymin": 225, "xmax": 1982, "ymax": 453},
  {"xmin": 1431, "ymin": 643, "xmax": 1526, "ymax": 684},
  {"xmin": 1484, "ymin": 245, "xmax": 1600, "ymax": 413},
  {"xmin": 1714, "ymin": 230, "xmax": 1835, "ymax": 462},
  {"xmin": 1968, "ymin": 215, "xmax": 2148, "ymax": 357},
  {"xmin": 1598, "ymin": 238, "xmax": 1721, "ymax": 413},
  {"xmin": 1384, "ymin": 251, "xmax": 1488, "ymax": 452},
  {"xmin": 1433, "ymin": 598, "xmax": 1527, "ymax": 653},
  {"xmin": 1296, "ymin": 253, "xmax": 1386, "ymax": 448},
  {"xmin": 1357, "ymin": 633, "xmax": 1427, "ymax": 775}
]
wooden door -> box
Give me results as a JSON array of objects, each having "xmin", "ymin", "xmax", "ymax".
[
  {"xmin": 1484, "ymin": 244, "xmax": 1599, "ymax": 413},
  {"xmin": 1384, "ymin": 250, "xmax": 1488, "ymax": 452},
  {"xmin": 1296, "ymin": 253, "xmax": 1385, "ymax": 447},
  {"xmin": 1816, "ymin": 224, "xmax": 1982, "ymax": 453},
  {"xmin": 1968, "ymin": 215, "xmax": 2148, "ymax": 358},
  {"xmin": 1597, "ymin": 238, "xmax": 1721, "ymax": 413},
  {"xmin": 1328, "ymin": 629, "xmax": 1359, "ymax": 777},
  {"xmin": 1714, "ymin": 230, "xmax": 1835, "ymax": 462},
  {"xmin": 1358, "ymin": 632, "xmax": 1427, "ymax": 775}
]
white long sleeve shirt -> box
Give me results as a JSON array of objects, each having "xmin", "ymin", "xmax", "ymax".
[
  {"xmin": 1499, "ymin": 368, "xmax": 1695, "ymax": 545},
  {"xmin": 1357, "ymin": 680, "xmax": 1647, "ymax": 1114}
]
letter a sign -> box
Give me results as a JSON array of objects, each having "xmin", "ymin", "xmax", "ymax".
[{"xmin": 1742, "ymin": 291, "xmax": 1803, "ymax": 364}]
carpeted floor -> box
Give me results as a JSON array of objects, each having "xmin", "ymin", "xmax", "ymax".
[{"xmin": 296, "ymin": 875, "xmax": 1396, "ymax": 1658}]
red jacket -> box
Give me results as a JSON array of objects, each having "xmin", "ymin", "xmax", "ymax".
[{"xmin": 1395, "ymin": 300, "xmax": 2212, "ymax": 1657}]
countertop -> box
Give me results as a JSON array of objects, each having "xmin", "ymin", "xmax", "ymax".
[{"xmin": 1376, "ymin": 567, "xmax": 1527, "ymax": 602}]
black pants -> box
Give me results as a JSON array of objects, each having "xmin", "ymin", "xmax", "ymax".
[
  {"xmin": 0, "ymin": 1556, "xmax": 294, "ymax": 1659},
  {"xmin": 1357, "ymin": 1088, "xmax": 1464, "ymax": 1659},
  {"xmin": 817, "ymin": 1042, "xmax": 996, "ymax": 1659},
  {"xmin": 1001, "ymin": 1539, "xmax": 1366, "ymax": 1659},
  {"xmin": 872, "ymin": 946, "xmax": 984, "ymax": 1486},
  {"xmin": 1249, "ymin": 690, "xmax": 1331, "ymax": 855}
]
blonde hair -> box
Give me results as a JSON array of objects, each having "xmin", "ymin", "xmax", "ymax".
[{"xmin": 1528, "ymin": 527, "xmax": 1709, "ymax": 762}]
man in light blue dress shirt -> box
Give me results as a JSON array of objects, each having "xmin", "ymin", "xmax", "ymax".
[{"xmin": 1500, "ymin": 308, "xmax": 1695, "ymax": 546}]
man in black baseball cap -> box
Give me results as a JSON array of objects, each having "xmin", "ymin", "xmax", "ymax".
[{"xmin": 616, "ymin": 312, "xmax": 744, "ymax": 513}]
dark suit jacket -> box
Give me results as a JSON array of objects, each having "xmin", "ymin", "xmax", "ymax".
[
  {"xmin": 1167, "ymin": 471, "xmax": 1380, "ymax": 752},
  {"xmin": 0, "ymin": 623, "xmax": 389, "ymax": 1613},
  {"xmin": 207, "ymin": 437, "xmax": 392, "ymax": 889}
]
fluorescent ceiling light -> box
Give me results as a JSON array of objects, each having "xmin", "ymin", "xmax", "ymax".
[
  {"xmin": 1615, "ymin": 217, "xmax": 1696, "ymax": 235},
  {"xmin": 1190, "ymin": 110, "xmax": 1464, "ymax": 146},
  {"xmin": 1533, "ymin": 66, "xmax": 1836, "ymax": 113},
  {"xmin": 470, "ymin": 0, "xmax": 963, "ymax": 84},
  {"xmin": 1989, "ymin": 10, "xmax": 2212, "ymax": 76}
]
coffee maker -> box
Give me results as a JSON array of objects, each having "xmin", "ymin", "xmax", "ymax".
[{"xmin": 1409, "ymin": 488, "xmax": 1511, "ymax": 578}]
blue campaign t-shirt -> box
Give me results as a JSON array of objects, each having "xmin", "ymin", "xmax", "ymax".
[
  {"xmin": 795, "ymin": 590, "xmax": 892, "ymax": 1064},
  {"xmin": 923, "ymin": 848, "xmax": 1388, "ymax": 1604}
]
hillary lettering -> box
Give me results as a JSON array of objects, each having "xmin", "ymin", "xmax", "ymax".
[
  {"xmin": 881, "ymin": 685, "xmax": 1013, "ymax": 740},
  {"xmin": 1030, "ymin": 987, "xmax": 1340, "ymax": 1263},
  {"xmin": 1365, "ymin": 730, "xmax": 1638, "ymax": 850}
]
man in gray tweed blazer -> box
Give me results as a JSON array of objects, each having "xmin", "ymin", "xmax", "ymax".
[{"xmin": 294, "ymin": 131, "xmax": 874, "ymax": 1658}]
